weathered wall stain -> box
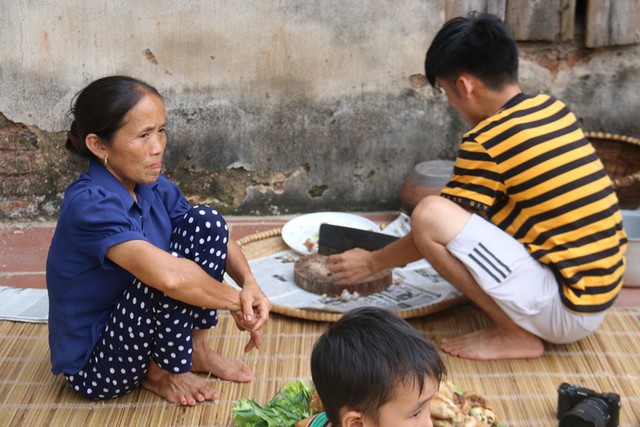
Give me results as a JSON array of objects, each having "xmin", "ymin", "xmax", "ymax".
[
  {"xmin": 142, "ymin": 48, "xmax": 159, "ymax": 65},
  {"xmin": 1, "ymin": 1, "xmax": 639, "ymax": 220}
]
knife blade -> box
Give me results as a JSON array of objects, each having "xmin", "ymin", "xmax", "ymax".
[{"xmin": 317, "ymin": 223, "xmax": 398, "ymax": 255}]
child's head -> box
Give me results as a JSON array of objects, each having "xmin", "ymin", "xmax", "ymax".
[
  {"xmin": 310, "ymin": 307, "xmax": 446, "ymax": 426},
  {"xmin": 424, "ymin": 12, "xmax": 519, "ymax": 91}
]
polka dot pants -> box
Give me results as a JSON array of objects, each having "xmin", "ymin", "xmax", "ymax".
[{"xmin": 65, "ymin": 205, "xmax": 229, "ymax": 400}]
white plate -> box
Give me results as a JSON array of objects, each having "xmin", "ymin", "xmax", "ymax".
[{"xmin": 281, "ymin": 212, "xmax": 380, "ymax": 255}]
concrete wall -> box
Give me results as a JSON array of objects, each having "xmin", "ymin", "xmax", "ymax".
[{"xmin": 1, "ymin": 1, "xmax": 639, "ymax": 220}]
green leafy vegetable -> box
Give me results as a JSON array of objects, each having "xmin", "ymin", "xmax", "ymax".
[{"xmin": 233, "ymin": 380, "xmax": 317, "ymax": 427}]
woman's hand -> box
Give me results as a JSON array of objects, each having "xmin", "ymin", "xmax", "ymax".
[
  {"xmin": 238, "ymin": 279, "xmax": 271, "ymax": 329},
  {"xmin": 327, "ymin": 248, "xmax": 377, "ymax": 284},
  {"xmin": 231, "ymin": 309, "xmax": 264, "ymax": 352},
  {"xmin": 226, "ymin": 239, "xmax": 271, "ymax": 328},
  {"xmin": 231, "ymin": 278, "xmax": 271, "ymax": 352}
]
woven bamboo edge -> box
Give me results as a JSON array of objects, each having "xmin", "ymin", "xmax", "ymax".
[
  {"xmin": 237, "ymin": 228, "xmax": 468, "ymax": 322},
  {"xmin": 584, "ymin": 131, "xmax": 640, "ymax": 146},
  {"xmin": 585, "ymin": 131, "xmax": 640, "ymax": 188},
  {"xmin": 584, "ymin": 131, "xmax": 640, "ymax": 147},
  {"xmin": 271, "ymin": 295, "xmax": 468, "ymax": 322},
  {"xmin": 237, "ymin": 227, "xmax": 283, "ymax": 246},
  {"xmin": 236, "ymin": 223, "xmax": 387, "ymax": 247}
]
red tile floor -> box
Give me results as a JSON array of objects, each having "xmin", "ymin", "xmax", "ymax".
[
  {"xmin": 1, "ymin": 212, "xmax": 639, "ymax": 306},
  {"xmin": 0, "ymin": 213, "xmax": 395, "ymax": 290}
]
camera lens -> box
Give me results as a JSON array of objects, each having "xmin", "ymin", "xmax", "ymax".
[{"xmin": 559, "ymin": 397, "xmax": 611, "ymax": 427}]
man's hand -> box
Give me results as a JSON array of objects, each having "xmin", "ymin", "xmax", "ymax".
[{"xmin": 327, "ymin": 248, "xmax": 377, "ymax": 284}]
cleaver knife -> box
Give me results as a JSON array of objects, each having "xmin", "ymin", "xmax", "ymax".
[{"xmin": 317, "ymin": 223, "xmax": 399, "ymax": 255}]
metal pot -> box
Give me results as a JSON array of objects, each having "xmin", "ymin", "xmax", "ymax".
[
  {"xmin": 397, "ymin": 160, "xmax": 454, "ymax": 214},
  {"xmin": 623, "ymin": 209, "xmax": 640, "ymax": 287}
]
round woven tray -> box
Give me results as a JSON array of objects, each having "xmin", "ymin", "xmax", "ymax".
[
  {"xmin": 585, "ymin": 131, "xmax": 640, "ymax": 209},
  {"xmin": 237, "ymin": 228, "xmax": 467, "ymax": 322}
]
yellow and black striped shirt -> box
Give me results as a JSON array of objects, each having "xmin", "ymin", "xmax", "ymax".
[{"xmin": 441, "ymin": 93, "xmax": 627, "ymax": 313}]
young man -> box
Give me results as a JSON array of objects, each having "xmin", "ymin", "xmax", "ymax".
[
  {"xmin": 303, "ymin": 307, "xmax": 446, "ymax": 427},
  {"xmin": 327, "ymin": 13, "xmax": 627, "ymax": 360}
]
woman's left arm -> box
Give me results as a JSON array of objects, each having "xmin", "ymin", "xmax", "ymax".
[{"xmin": 225, "ymin": 239, "xmax": 271, "ymax": 335}]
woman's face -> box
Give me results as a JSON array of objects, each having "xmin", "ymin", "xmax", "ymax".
[{"xmin": 104, "ymin": 92, "xmax": 167, "ymax": 195}]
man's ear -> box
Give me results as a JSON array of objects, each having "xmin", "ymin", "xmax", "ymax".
[
  {"xmin": 456, "ymin": 74, "xmax": 476, "ymax": 98},
  {"xmin": 340, "ymin": 409, "xmax": 364, "ymax": 427},
  {"xmin": 85, "ymin": 134, "xmax": 108, "ymax": 160}
]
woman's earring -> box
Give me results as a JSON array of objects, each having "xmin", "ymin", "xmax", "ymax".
[{"xmin": 104, "ymin": 156, "xmax": 108, "ymax": 166}]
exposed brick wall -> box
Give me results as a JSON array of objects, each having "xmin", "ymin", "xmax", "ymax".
[{"xmin": 0, "ymin": 119, "xmax": 41, "ymax": 219}]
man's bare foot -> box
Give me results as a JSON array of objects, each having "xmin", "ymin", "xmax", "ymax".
[
  {"xmin": 142, "ymin": 360, "xmax": 218, "ymax": 406},
  {"xmin": 191, "ymin": 344, "xmax": 254, "ymax": 382},
  {"xmin": 440, "ymin": 326, "xmax": 545, "ymax": 360}
]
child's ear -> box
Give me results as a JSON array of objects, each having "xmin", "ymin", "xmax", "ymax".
[{"xmin": 340, "ymin": 409, "xmax": 364, "ymax": 427}]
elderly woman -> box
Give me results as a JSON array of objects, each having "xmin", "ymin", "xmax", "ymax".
[{"xmin": 46, "ymin": 75, "xmax": 271, "ymax": 406}]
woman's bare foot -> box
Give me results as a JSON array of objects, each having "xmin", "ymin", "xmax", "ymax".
[
  {"xmin": 142, "ymin": 360, "xmax": 218, "ymax": 406},
  {"xmin": 191, "ymin": 343, "xmax": 254, "ymax": 382},
  {"xmin": 440, "ymin": 326, "xmax": 545, "ymax": 360},
  {"xmin": 191, "ymin": 329, "xmax": 254, "ymax": 382}
]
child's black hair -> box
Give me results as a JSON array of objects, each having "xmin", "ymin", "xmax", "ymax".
[{"xmin": 310, "ymin": 307, "xmax": 446, "ymax": 425}]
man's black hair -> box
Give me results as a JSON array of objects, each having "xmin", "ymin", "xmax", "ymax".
[
  {"xmin": 425, "ymin": 12, "xmax": 519, "ymax": 90},
  {"xmin": 310, "ymin": 307, "xmax": 446, "ymax": 425}
]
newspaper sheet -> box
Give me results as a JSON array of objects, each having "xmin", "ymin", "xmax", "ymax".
[
  {"xmin": 227, "ymin": 213, "xmax": 462, "ymax": 313},
  {"xmin": 0, "ymin": 286, "xmax": 49, "ymax": 323}
]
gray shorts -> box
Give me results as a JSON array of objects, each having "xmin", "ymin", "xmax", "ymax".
[{"xmin": 446, "ymin": 214, "xmax": 605, "ymax": 344}]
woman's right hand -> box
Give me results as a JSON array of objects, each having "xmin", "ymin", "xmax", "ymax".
[
  {"xmin": 231, "ymin": 309, "xmax": 263, "ymax": 352},
  {"xmin": 238, "ymin": 279, "xmax": 271, "ymax": 329}
]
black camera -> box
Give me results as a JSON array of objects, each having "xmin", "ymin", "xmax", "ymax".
[{"xmin": 557, "ymin": 383, "xmax": 621, "ymax": 427}]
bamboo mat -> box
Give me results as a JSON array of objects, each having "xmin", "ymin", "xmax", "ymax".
[
  {"xmin": 1, "ymin": 306, "xmax": 639, "ymax": 426},
  {"xmin": 2, "ymin": 229, "xmax": 639, "ymax": 426}
]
